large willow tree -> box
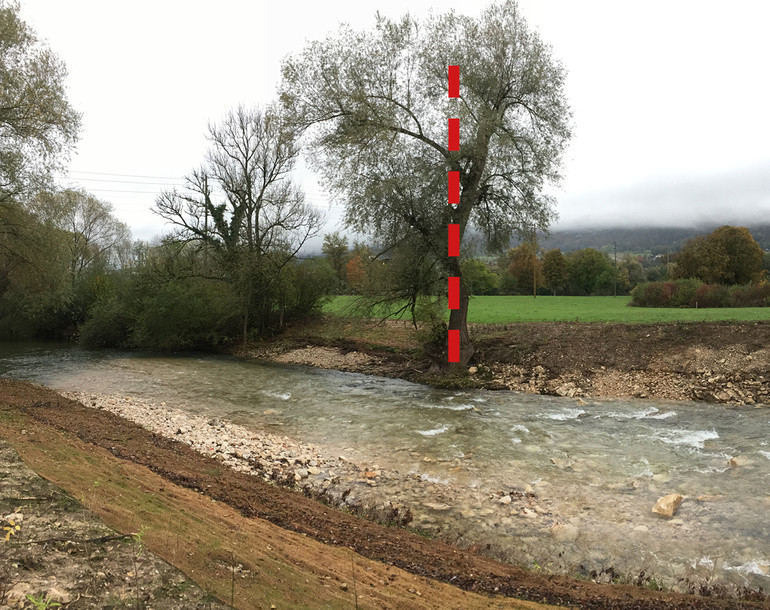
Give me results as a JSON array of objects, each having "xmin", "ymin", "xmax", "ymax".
[{"xmin": 281, "ymin": 0, "xmax": 571, "ymax": 367}]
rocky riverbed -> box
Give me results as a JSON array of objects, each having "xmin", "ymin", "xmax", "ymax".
[
  {"xmin": 61, "ymin": 391, "xmax": 552, "ymax": 522},
  {"xmin": 61, "ymin": 392, "xmax": 581, "ymax": 571},
  {"xmin": 59, "ymin": 390, "xmax": 770, "ymax": 596}
]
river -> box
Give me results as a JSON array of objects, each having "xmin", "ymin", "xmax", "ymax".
[{"xmin": 1, "ymin": 342, "xmax": 768, "ymax": 593}]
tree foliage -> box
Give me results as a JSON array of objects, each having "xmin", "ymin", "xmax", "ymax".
[
  {"xmin": 502, "ymin": 243, "xmax": 542, "ymax": 295},
  {"xmin": 566, "ymin": 248, "xmax": 613, "ymax": 296},
  {"xmin": 280, "ymin": 0, "xmax": 571, "ymax": 365},
  {"xmin": 460, "ymin": 258, "xmax": 498, "ymax": 295},
  {"xmin": 673, "ymin": 226, "xmax": 765, "ymax": 285},
  {"xmin": 321, "ymin": 230, "xmax": 349, "ymax": 291},
  {"xmin": 0, "ymin": 1, "xmax": 80, "ymax": 201},
  {"xmin": 541, "ymin": 248, "xmax": 567, "ymax": 296}
]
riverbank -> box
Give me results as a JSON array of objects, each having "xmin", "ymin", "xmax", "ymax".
[
  {"xmin": 3, "ymin": 379, "xmax": 767, "ymax": 609},
  {"xmin": 240, "ymin": 317, "xmax": 770, "ymax": 405}
]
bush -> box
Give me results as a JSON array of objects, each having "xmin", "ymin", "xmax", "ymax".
[
  {"xmin": 630, "ymin": 281, "xmax": 679, "ymax": 307},
  {"xmin": 130, "ymin": 278, "xmax": 241, "ymax": 351},
  {"xmin": 691, "ymin": 283, "xmax": 731, "ymax": 308},
  {"xmin": 632, "ymin": 279, "xmax": 769, "ymax": 308},
  {"xmin": 671, "ymin": 278, "xmax": 703, "ymax": 307},
  {"xmin": 731, "ymin": 283, "xmax": 770, "ymax": 307},
  {"xmin": 78, "ymin": 297, "xmax": 135, "ymax": 347}
]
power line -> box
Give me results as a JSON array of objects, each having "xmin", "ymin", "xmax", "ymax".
[
  {"xmin": 59, "ymin": 176, "xmax": 185, "ymax": 186},
  {"xmin": 66, "ymin": 170, "xmax": 184, "ymax": 180},
  {"xmin": 78, "ymin": 188, "xmax": 167, "ymax": 194}
]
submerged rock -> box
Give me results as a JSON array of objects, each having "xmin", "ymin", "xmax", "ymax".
[
  {"xmin": 728, "ymin": 455, "xmax": 752, "ymax": 467},
  {"xmin": 652, "ymin": 493, "xmax": 684, "ymax": 518},
  {"xmin": 423, "ymin": 502, "xmax": 451, "ymax": 511}
]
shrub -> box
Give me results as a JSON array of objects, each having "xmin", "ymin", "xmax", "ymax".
[
  {"xmin": 78, "ymin": 297, "xmax": 135, "ymax": 347},
  {"xmin": 691, "ymin": 284, "xmax": 731, "ymax": 308},
  {"xmin": 130, "ymin": 278, "xmax": 241, "ymax": 351},
  {"xmin": 630, "ymin": 281, "xmax": 678, "ymax": 307},
  {"xmin": 628, "ymin": 278, "xmax": 770, "ymax": 308},
  {"xmin": 670, "ymin": 278, "xmax": 703, "ymax": 307},
  {"xmin": 731, "ymin": 283, "xmax": 770, "ymax": 307}
]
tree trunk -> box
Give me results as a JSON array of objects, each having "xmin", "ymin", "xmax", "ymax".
[{"xmin": 448, "ymin": 270, "xmax": 474, "ymax": 368}]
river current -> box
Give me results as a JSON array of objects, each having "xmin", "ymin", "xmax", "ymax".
[{"xmin": 1, "ymin": 342, "xmax": 768, "ymax": 592}]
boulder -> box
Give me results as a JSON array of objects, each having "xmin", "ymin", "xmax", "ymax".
[{"xmin": 652, "ymin": 493, "xmax": 684, "ymax": 518}]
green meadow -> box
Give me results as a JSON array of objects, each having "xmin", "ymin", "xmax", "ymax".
[{"xmin": 323, "ymin": 295, "xmax": 770, "ymax": 324}]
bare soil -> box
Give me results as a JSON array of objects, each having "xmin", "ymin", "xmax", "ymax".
[
  {"xmin": 0, "ymin": 436, "xmax": 230, "ymax": 609},
  {"xmin": 2, "ymin": 379, "xmax": 769, "ymax": 609},
  {"xmin": 243, "ymin": 318, "xmax": 770, "ymax": 405}
]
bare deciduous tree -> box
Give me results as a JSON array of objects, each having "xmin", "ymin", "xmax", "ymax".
[{"xmin": 155, "ymin": 105, "xmax": 322, "ymax": 340}]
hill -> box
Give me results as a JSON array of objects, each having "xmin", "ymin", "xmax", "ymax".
[{"xmin": 525, "ymin": 224, "xmax": 770, "ymax": 255}]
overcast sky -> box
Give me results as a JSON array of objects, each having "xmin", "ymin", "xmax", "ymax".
[{"xmin": 19, "ymin": 0, "xmax": 770, "ymax": 245}]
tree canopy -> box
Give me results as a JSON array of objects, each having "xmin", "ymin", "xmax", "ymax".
[
  {"xmin": 0, "ymin": 0, "xmax": 80, "ymax": 201},
  {"xmin": 280, "ymin": 0, "xmax": 571, "ymax": 366},
  {"xmin": 674, "ymin": 226, "xmax": 764, "ymax": 285}
]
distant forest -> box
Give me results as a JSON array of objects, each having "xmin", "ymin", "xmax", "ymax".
[{"xmin": 527, "ymin": 224, "xmax": 770, "ymax": 255}]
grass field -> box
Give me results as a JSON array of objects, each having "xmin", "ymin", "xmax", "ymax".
[{"xmin": 323, "ymin": 295, "xmax": 770, "ymax": 324}]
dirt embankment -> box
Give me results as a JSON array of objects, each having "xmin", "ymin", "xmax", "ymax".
[
  {"xmin": 3, "ymin": 380, "xmax": 769, "ymax": 609},
  {"xmin": 242, "ymin": 318, "xmax": 770, "ymax": 405}
]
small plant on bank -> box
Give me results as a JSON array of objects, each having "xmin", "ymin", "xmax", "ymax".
[
  {"xmin": 25, "ymin": 593, "xmax": 62, "ymax": 609},
  {"xmin": 3, "ymin": 517, "xmax": 20, "ymax": 541}
]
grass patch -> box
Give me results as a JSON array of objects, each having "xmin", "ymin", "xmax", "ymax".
[{"xmin": 324, "ymin": 295, "xmax": 770, "ymax": 324}]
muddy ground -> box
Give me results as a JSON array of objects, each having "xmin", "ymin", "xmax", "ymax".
[
  {"xmin": 1, "ymin": 379, "xmax": 769, "ymax": 609},
  {"xmin": 243, "ymin": 318, "xmax": 770, "ymax": 406}
]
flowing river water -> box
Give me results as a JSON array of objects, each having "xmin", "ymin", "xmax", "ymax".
[{"xmin": 1, "ymin": 342, "xmax": 769, "ymax": 593}]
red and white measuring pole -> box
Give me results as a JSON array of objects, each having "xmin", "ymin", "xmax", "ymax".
[{"xmin": 447, "ymin": 65, "xmax": 460, "ymax": 363}]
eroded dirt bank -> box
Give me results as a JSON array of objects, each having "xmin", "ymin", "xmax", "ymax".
[
  {"xmin": 2, "ymin": 379, "xmax": 768, "ymax": 609},
  {"xmin": 241, "ymin": 318, "xmax": 770, "ymax": 405}
]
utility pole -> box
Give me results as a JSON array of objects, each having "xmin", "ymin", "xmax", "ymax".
[
  {"xmin": 203, "ymin": 173, "xmax": 209, "ymax": 271},
  {"xmin": 613, "ymin": 240, "xmax": 617, "ymax": 297},
  {"xmin": 532, "ymin": 226, "xmax": 538, "ymax": 299}
]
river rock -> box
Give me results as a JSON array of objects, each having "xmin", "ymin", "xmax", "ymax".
[
  {"xmin": 696, "ymin": 494, "xmax": 724, "ymax": 502},
  {"xmin": 549, "ymin": 457, "xmax": 572, "ymax": 469},
  {"xmin": 555, "ymin": 382, "xmax": 579, "ymax": 397},
  {"xmin": 423, "ymin": 502, "xmax": 451, "ymax": 511},
  {"xmin": 728, "ymin": 456, "xmax": 751, "ymax": 467},
  {"xmin": 652, "ymin": 493, "xmax": 684, "ymax": 518},
  {"xmin": 498, "ymin": 495, "xmax": 512, "ymax": 505}
]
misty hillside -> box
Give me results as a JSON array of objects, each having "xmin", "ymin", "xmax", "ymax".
[{"xmin": 534, "ymin": 224, "xmax": 770, "ymax": 255}]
